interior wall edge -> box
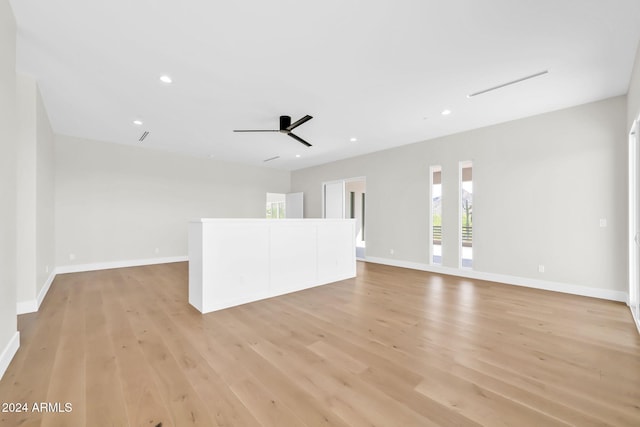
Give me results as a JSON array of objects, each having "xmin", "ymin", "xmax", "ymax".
[
  {"xmin": 16, "ymin": 268, "xmax": 55, "ymax": 315},
  {"xmin": 16, "ymin": 300, "xmax": 37, "ymax": 315}
]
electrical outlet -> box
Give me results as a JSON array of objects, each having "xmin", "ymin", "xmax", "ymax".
[
  {"xmin": 69, "ymin": 253, "xmax": 76, "ymax": 261},
  {"xmin": 599, "ymin": 218, "xmax": 607, "ymax": 227},
  {"xmin": 390, "ymin": 249, "xmax": 395, "ymax": 255},
  {"xmin": 538, "ymin": 264, "xmax": 545, "ymax": 273},
  {"xmin": 45, "ymin": 265, "xmax": 49, "ymax": 273},
  {"xmin": 154, "ymin": 247, "xmax": 160, "ymax": 254}
]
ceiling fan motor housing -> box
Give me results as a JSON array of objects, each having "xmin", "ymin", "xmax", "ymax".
[{"xmin": 279, "ymin": 115, "xmax": 292, "ymax": 132}]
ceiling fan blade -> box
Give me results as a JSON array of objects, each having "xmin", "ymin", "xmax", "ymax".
[
  {"xmin": 286, "ymin": 115, "xmax": 313, "ymax": 131},
  {"xmin": 288, "ymin": 132, "xmax": 312, "ymax": 147},
  {"xmin": 233, "ymin": 129, "xmax": 279, "ymax": 132}
]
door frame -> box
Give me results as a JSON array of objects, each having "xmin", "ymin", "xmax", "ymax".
[
  {"xmin": 321, "ymin": 176, "xmax": 366, "ymax": 219},
  {"xmin": 629, "ymin": 117, "xmax": 640, "ymax": 334},
  {"xmin": 322, "ymin": 177, "xmax": 367, "ymax": 261},
  {"xmin": 321, "ymin": 180, "xmax": 346, "ymax": 219}
]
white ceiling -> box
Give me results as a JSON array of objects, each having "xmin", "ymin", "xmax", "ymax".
[{"xmin": 10, "ymin": 0, "xmax": 640, "ymax": 170}]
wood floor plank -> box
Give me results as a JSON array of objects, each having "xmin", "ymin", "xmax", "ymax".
[
  {"xmin": 229, "ymin": 376, "xmax": 309, "ymax": 427},
  {"xmin": 114, "ymin": 276, "xmax": 215, "ymax": 426},
  {"xmin": 138, "ymin": 265, "xmax": 356, "ymax": 427},
  {"xmin": 130, "ymin": 292, "xmax": 263, "ymax": 426},
  {"xmin": 83, "ymin": 282, "xmax": 129, "ymax": 427},
  {"xmin": 307, "ymin": 340, "xmax": 369, "ymax": 374},
  {"xmin": 1, "ymin": 261, "xmax": 639, "ymax": 426},
  {"xmin": 40, "ymin": 274, "xmax": 86, "ymax": 427},
  {"xmin": 247, "ymin": 331, "xmax": 439, "ymax": 427},
  {"xmin": 0, "ymin": 280, "xmax": 69, "ymax": 426},
  {"xmin": 266, "ymin": 298, "xmax": 484, "ymax": 427},
  {"xmin": 160, "ymin": 306, "xmax": 352, "ymax": 427},
  {"xmin": 101, "ymin": 271, "xmax": 173, "ymax": 427}
]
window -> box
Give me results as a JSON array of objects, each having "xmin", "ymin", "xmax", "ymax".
[
  {"xmin": 460, "ymin": 161, "xmax": 473, "ymax": 268},
  {"xmin": 266, "ymin": 193, "xmax": 286, "ymax": 218},
  {"xmin": 430, "ymin": 165, "xmax": 442, "ymax": 265}
]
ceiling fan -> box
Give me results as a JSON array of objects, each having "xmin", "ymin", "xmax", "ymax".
[{"xmin": 233, "ymin": 115, "xmax": 313, "ymax": 147}]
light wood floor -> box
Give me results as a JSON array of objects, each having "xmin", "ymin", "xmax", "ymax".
[{"xmin": 1, "ymin": 261, "xmax": 639, "ymax": 426}]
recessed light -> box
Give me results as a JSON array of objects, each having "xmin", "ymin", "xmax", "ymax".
[
  {"xmin": 295, "ymin": 154, "xmax": 301, "ymax": 158},
  {"xmin": 441, "ymin": 109, "xmax": 451, "ymax": 116},
  {"xmin": 159, "ymin": 75, "xmax": 172, "ymax": 83},
  {"xmin": 133, "ymin": 120, "xmax": 143, "ymax": 125},
  {"xmin": 350, "ymin": 137, "xmax": 358, "ymax": 142}
]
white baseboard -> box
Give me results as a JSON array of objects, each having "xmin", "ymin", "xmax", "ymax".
[
  {"xmin": 56, "ymin": 255, "xmax": 188, "ymax": 275},
  {"xmin": 38, "ymin": 270, "xmax": 56, "ymax": 308},
  {"xmin": 0, "ymin": 331, "xmax": 20, "ymax": 381},
  {"xmin": 16, "ymin": 300, "xmax": 37, "ymax": 315},
  {"xmin": 365, "ymin": 256, "xmax": 628, "ymax": 303},
  {"xmin": 633, "ymin": 312, "xmax": 640, "ymax": 335},
  {"xmin": 17, "ymin": 257, "xmax": 188, "ymax": 315},
  {"xmin": 17, "ymin": 270, "xmax": 61, "ymax": 315}
]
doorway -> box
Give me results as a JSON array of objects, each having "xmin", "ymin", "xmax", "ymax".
[
  {"xmin": 629, "ymin": 118, "xmax": 640, "ymax": 333},
  {"xmin": 323, "ymin": 177, "xmax": 366, "ymax": 259},
  {"xmin": 266, "ymin": 192, "xmax": 304, "ymax": 219}
]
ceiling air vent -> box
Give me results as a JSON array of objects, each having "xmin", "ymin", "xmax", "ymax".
[
  {"xmin": 467, "ymin": 70, "xmax": 549, "ymax": 98},
  {"xmin": 263, "ymin": 156, "xmax": 280, "ymax": 163},
  {"xmin": 139, "ymin": 131, "xmax": 149, "ymax": 142}
]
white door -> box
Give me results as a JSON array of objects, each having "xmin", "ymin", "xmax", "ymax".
[
  {"xmin": 285, "ymin": 192, "xmax": 304, "ymax": 218},
  {"xmin": 630, "ymin": 118, "xmax": 640, "ymax": 333},
  {"xmin": 324, "ymin": 181, "xmax": 344, "ymax": 219}
]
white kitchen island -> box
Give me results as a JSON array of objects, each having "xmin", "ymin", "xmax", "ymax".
[{"xmin": 188, "ymin": 218, "xmax": 356, "ymax": 314}]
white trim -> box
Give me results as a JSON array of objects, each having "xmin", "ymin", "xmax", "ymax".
[
  {"xmin": 458, "ymin": 161, "xmax": 463, "ymax": 269},
  {"xmin": 17, "ymin": 270, "xmax": 57, "ymax": 314},
  {"xmin": 343, "ymin": 176, "xmax": 367, "ymax": 183},
  {"xmin": 16, "ymin": 299, "xmax": 37, "ymax": 315},
  {"xmin": 633, "ymin": 310, "xmax": 640, "ymax": 335},
  {"xmin": 428, "ymin": 164, "xmax": 441, "ymax": 266},
  {"xmin": 37, "ymin": 270, "xmax": 56, "ymax": 308},
  {"xmin": 629, "ymin": 116, "xmax": 640, "ymax": 335},
  {"xmin": 459, "ymin": 160, "xmax": 473, "ymax": 270},
  {"xmin": 321, "ymin": 176, "xmax": 365, "ymax": 220},
  {"xmin": 55, "ymin": 255, "xmax": 188, "ymax": 274},
  {"xmin": 322, "ymin": 179, "xmax": 346, "ymax": 219},
  {"xmin": 365, "ymin": 256, "xmax": 628, "ymax": 302},
  {"xmin": 17, "ymin": 257, "xmax": 189, "ymax": 315},
  {"xmin": 0, "ymin": 331, "xmax": 20, "ymax": 381}
]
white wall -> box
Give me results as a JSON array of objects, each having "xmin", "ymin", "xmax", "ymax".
[
  {"xmin": 0, "ymin": 0, "xmax": 19, "ymax": 379},
  {"xmin": 55, "ymin": 135, "xmax": 290, "ymax": 267},
  {"xmin": 36, "ymin": 86, "xmax": 55, "ymax": 297},
  {"xmin": 629, "ymin": 41, "xmax": 640, "ymax": 130},
  {"xmin": 16, "ymin": 74, "xmax": 37, "ymax": 304},
  {"xmin": 292, "ymin": 96, "xmax": 628, "ymax": 296},
  {"xmin": 16, "ymin": 75, "xmax": 55, "ymax": 313}
]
